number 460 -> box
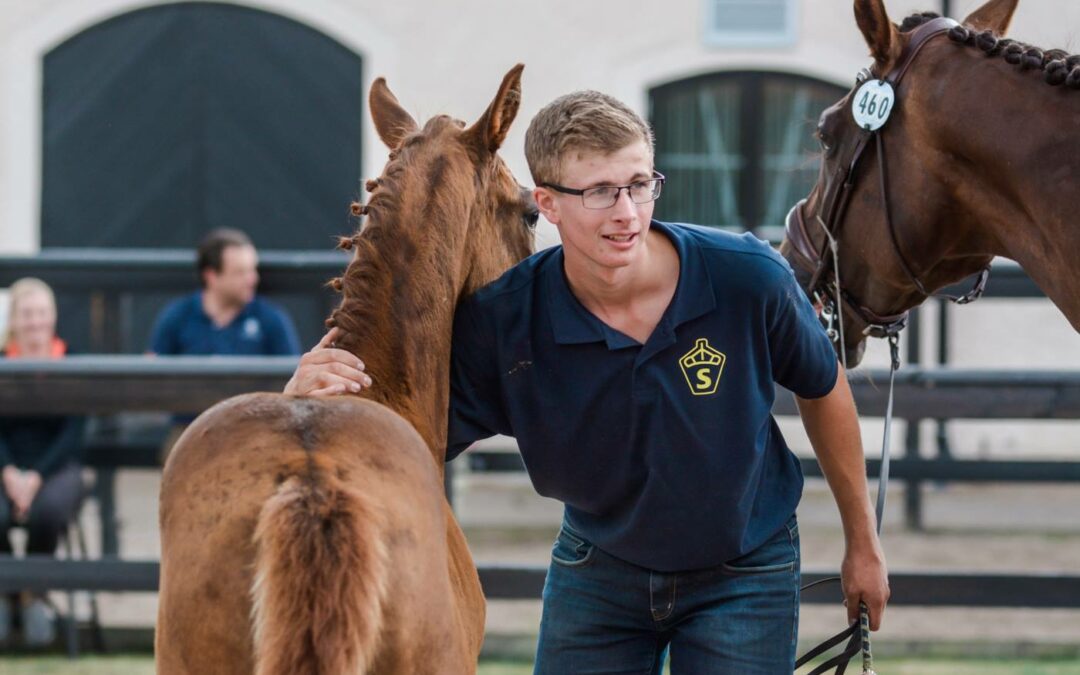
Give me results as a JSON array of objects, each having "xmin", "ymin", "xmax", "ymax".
[{"xmin": 858, "ymin": 91, "xmax": 890, "ymax": 119}]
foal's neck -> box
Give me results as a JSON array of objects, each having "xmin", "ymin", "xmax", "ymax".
[{"xmin": 333, "ymin": 222, "xmax": 461, "ymax": 467}]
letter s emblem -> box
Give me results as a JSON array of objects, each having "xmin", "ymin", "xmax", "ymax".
[{"xmin": 696, "ymin": 370, "xmax": 712, "ymax": 390}]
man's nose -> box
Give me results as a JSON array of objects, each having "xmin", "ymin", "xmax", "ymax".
[{"xmin": 611, "ymin": 188, "xmax": 637, "ymax": 219}]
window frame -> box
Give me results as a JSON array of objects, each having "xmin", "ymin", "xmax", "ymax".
[
  {"xmin": 648, "ymin": 70, "xmax": 847, "ymax": 239},
  {"xmin": 703, "ymin": 0, "xmax": 799, "ymax": 49}
]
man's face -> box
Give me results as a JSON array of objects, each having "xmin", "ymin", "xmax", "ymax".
[
  {"xmin": 535, "ymin": 140, "xmax": 656, "ymax": 274},
  {"xmin": 205, "ymin": 244, "xmax": 259, "ymax": 306}
]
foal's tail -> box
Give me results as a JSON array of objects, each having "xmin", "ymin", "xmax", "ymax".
[{"xmin": 251, "ymin": 459, "xmax": 389, "ymax": 675}]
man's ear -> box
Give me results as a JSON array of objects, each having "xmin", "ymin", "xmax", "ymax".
[{"xmin": 534, "ymin": 186, "xmax": 561, "ymax": 226}]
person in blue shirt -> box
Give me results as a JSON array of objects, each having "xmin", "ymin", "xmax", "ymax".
[
  {"xmin": 149, "ymin": 228, "xmax": 301, "ymax": 357},
  {"xmin": 151, "ymin": 228, "xmax": 301, "ymax": 439},
  {"xmin": 285, "ymin": 91, "xmax": 889, "ymax": 674}
]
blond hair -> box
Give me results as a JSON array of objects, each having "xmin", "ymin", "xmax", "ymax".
[
  {"xmin": 524, "ymin": 90, "xmax": 654, "ymax": 186},
  {"xmin": 4, "ymin": 277, "xmax": 56, "ymax": 350}
]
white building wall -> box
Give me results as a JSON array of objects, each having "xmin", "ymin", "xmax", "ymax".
[{"xmin": 4, "ymin": 0, "xmax": 1079, "ymax": 254}]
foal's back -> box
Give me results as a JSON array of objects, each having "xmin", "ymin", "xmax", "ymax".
[{"xmin": 156, "ymin": 393, "xmax": 467, "ymax": 674}]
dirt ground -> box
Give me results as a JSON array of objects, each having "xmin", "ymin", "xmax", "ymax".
[{"xmin": 26, "ymin": 461, "xmax": 1075, "ymax": 661}]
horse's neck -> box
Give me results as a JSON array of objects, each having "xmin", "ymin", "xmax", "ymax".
[
  {"xmin": 988, "ymin": 203, "xmax": 1080, "ymax": 333},
  {"xmin": 966, "ymin": 140, "xmax": 1080, "ymax": 332},
  {"xmin": 335, "ymin": 228, "xmax": 459, "ymax": 465},
  {"xmin": 931, "ymin": 61, "xmax": 1080, "ymax": 331}
]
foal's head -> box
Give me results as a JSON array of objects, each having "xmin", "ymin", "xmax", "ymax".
[
  {"xmin": 327, "ymin": 65, "xmax": 535, "ymax": 356},
  {"xmin": 780, "ymin": 0, "xmax": 1044, "ymax": 366}
]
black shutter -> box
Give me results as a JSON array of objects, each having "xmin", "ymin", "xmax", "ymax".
[{"xmin": 42, "ymin": 2, "xmax": 364, "ymax": 251}]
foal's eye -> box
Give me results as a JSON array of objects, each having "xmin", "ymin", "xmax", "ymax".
[{"xmin": 523, "ymin": 208, "xmax": 540, "ymax": 229}]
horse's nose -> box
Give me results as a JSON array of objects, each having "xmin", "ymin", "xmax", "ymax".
[{"xmin": 843, "ymin": 340, "xmax": 867, "ymax": 369}]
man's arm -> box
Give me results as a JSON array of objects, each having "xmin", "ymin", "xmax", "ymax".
[
  {"xmin": 795, "ymin": 364, "xmax": 890, "ymax": 630},
  {"xmin": 148, "ymin": 301, "xmax": 181, "ymax": 355}
]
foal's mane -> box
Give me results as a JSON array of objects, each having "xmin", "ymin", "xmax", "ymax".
[
  {"xmin": 322, "ymin": 120, "xmax": 461, "ymax": 406},
  {"xmin": 901, "ymin": 11, "xmax": 1080, "ymax": 89}
]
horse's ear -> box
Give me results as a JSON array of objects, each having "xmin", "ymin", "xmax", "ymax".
[
  {"xmin": 369, "ymin": 77, "xmax": 419, "ymax": 149},
  {"xmin": 962, "ymin": 0, "xmax": 1019, "ymax": 35},
  {"xmin": 465, "ymin": 64, "xmax": 524, "ymax": 155},
  {"xmin": 854, "ymin": 0, "xmax": 902, "ymax": 72}
]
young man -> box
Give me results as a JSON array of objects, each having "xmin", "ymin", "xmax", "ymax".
[
  {"xmin": 286, "ymin": 91, "xmax": 889, "ymax": 673},
  {"xmin": 149, "ymin": 228, "xmax": 300, "ymax": 357}
]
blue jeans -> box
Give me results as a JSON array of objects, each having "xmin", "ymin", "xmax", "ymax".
[{"xmin": 534, "ymin": 515, "xmax": 800, "ymax": 675}]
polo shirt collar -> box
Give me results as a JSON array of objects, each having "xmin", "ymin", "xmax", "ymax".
[
  {"xmin": 544, "ymin": 248, "xmax": 608, "ymax": 345},
  {"xmin": 653, "ymin": 220, "xmax": 716, "ymax": 327},
  {"xmin": 545, "ymin": 220, "xmax": 716, "ymax": 348}
]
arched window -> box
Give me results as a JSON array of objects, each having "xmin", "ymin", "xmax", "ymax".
[
  {"xmin": 649, "ymin": 72, "xmax": 846, "ymax": 238},
  {"xmin": 42, "ymin": 2, "xmax": 364, "ymax": 250}
]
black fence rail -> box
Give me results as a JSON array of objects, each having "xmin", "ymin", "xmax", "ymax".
[
  {"xmin": 0, "ymin": 250, "xmax": 1044, "ymax": 357},
  {"xmin": 0, "ymin": 248, "xmax": 348, "ymax": 354},
  {"xmin": 2, "ymin": 556, "xmax": 1078, "ymax": 609},
  {"xmin": 4, "ymin": 356, "xmax": 1080, "ymax": 418}
]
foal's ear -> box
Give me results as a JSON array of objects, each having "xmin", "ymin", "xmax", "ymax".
[
  {"xmin": 370, "ymin": 77, "xmax": 419, "ymax": 149},
  {"xmin": 465, "ymin": 64, "xmax": 524, "ymax": 155},
  {"xmin": 962, "ymin": 0, "xmax": 1019, "ymax": 35},
  {"xmin": 854, "ymin": 0, "xmax": 902, "ymax": 73}
]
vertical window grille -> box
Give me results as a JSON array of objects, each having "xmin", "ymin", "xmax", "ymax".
[{"xmin": 650, "ymin": 72, "xmax": 846, "ymax": 240}]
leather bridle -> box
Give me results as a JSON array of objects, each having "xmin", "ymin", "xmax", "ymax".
[
  {"xmin": 785, "ymin": 16, "xmax": 989, "ymax": 367},
  {"xmin": 790, "ymin": 16, "xmax": 991, "ymax": 675}
]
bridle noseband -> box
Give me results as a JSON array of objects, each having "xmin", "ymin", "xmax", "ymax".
[{"xmin": 785, "ymin": 16, "xmax": 990, "ymax": 367}]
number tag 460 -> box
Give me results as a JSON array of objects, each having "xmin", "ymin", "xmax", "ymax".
[{"xmin": 851, "ymin": 80, "xmax": 895, "ymax": 131}]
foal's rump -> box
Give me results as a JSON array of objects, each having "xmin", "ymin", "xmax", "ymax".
[{"xmin": 157, "ymin": 393, "xmax": 453, "ymax": 675}]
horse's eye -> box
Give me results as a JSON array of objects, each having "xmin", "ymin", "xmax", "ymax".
[
  {"xmin": 523, "ymin": 208, "xmax": 540, "ymax": 229},
  {"xmin": 815, "ymin": 129, "xmax": 832, "ymax": 154}
]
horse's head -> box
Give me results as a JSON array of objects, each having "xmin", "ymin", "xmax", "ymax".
[
  {"xmin": 780, "ymin": 0, "xmax": 1022, "ymax": 366},
  {"xmin": 327, "ymin": 65, "xmax": 535, "ymax": 351}
]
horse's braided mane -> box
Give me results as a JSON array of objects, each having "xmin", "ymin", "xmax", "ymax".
[
  {"xmin": 901, "ymin": 11, "xmax": 1080, "ymax": 89},
  {"xmin": 319, "ymin": 148, "xmax": 415, "ymax": 400},
  {"xmin": 327, "ymin": 153, "xmax": 402, "ymax": 333}
]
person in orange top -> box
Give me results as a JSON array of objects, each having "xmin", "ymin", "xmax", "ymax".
[{"xmin": 0, "ymin": 277, "xmax": 86, "ymax": 647}]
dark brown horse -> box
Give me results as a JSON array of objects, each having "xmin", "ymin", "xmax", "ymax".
[
  {"xmin": 782, "ymin": 0, "xmax": 1079, "ymax": 366},
  {"xmin": 156, "ymin": 65, "xmax": 534, "ymax": 675}
]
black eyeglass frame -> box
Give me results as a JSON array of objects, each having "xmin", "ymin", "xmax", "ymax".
[{"xmin": 540, "ymin": 171, "xmax": 666, "ymax": 209}]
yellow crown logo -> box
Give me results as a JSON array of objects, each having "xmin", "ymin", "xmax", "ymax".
[{"xmin": 679, "ymin": 338, "xmax": 726, "ymax": 396}]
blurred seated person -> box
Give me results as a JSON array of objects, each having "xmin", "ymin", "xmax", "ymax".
[
  {"xmin": 149, "ymin": 228, "xmax": 301, "ymax": 357},
  {"xmin": 149, "ymin": 229, "xmax": 301, "ymax": 448},
  {"xmin": 0, "ymin": 277, "xmax": 86, "ymax": 647}
]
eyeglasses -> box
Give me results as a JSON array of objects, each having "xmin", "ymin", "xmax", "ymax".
[{"xmin": 541, "ymin": 171, "xmax": 665, "ymax": 210}]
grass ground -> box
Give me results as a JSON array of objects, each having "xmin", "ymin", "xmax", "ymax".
[{"xmin": 0, "ymin": 656, "xmax": 1078, "ymax": 674}]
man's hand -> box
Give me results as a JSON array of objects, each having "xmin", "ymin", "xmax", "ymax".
[
  {"xmin": 841, "ymin": 539, "xmax": 890, "ymax": 630},
  {"xmin": 11, "ymin": 470, "xmax": 42, "ymax": 522},
  {"xmin": 284, "ymin": 327, "xmax": 373, "ymax": 397},
  {"xmin": 2, "ymin": 465, "xmax": 21, "ymax": 502}
]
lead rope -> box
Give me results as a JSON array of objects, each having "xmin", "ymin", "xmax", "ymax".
[{"xmin": 796, "ymin": 280, "xmax": 899, "ymax": 675}]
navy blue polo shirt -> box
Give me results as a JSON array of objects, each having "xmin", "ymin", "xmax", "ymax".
[
  {"xmin": 149, "ymin": 293, "xmax": 301, "ymax": 356},
  {"xmin": 448, "ymin": 221, "xmax": 838, "ymax": 571}
]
